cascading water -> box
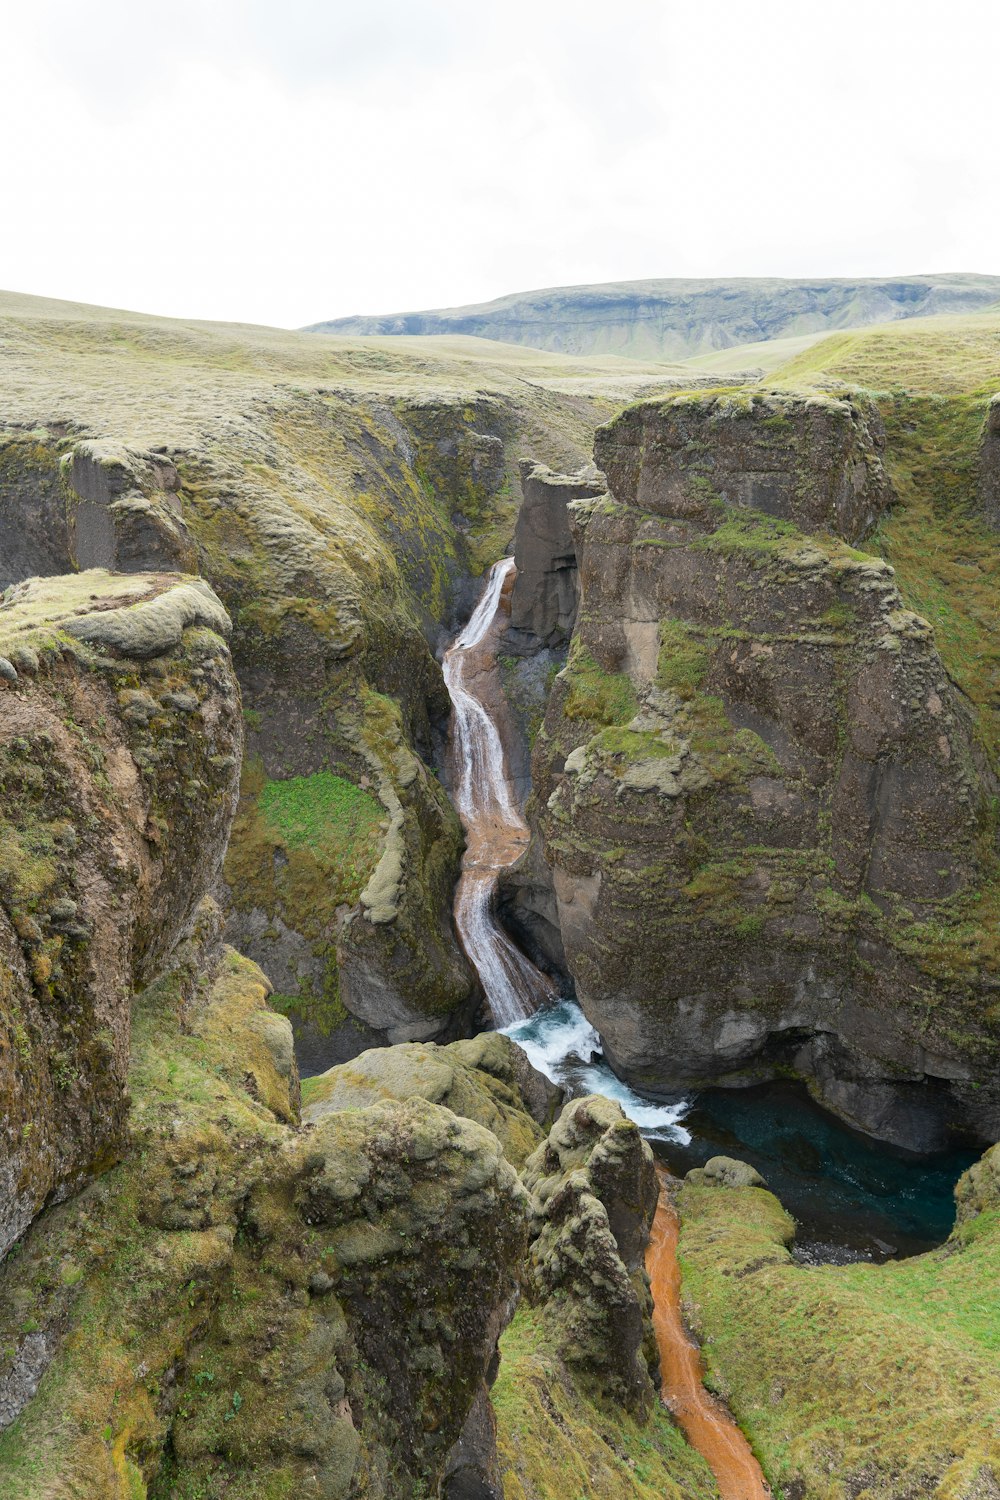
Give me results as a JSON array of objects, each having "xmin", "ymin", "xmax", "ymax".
[
  {"xmin": 443, "ymin": 557, "xmax": 692, "ymax": 1135},
  {"xmin": 442, "ymin": 557, "xmax": 555, "ymax": 1027}
]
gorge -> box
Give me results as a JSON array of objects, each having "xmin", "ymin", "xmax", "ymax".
[{"xmin": 0, "ymin": 288, "xmax": 999, "ymax": 1498}]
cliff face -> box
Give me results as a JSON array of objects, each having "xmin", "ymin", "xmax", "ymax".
[
  {"xmin": 505, "ymin": 461, "xmax": 604, "ymax": 654},
  {"xmin": 0, "ymin": 930, "xmax": 530, "ymax": 1498},
  {"xmin": 530, "ymin": 391, "xmax": 1000, "ymax": 1147},
  {"xmin": 0, "ymin": 570, "xmax": 240, "ymax": 1258},
  {"xmin": 521, "ymin": 1095, "xmax": 659, "ymax": 1413},
  {"xmin": 0, "ymin": 575, "xmax": 536, "ymax": 1498},
  {"xmin": 0, "ymin": 436, "xmax": 197, "ymax": 588}
]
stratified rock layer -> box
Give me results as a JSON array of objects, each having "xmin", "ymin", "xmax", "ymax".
[{"xmin": 594, "ymin": 390, "xmax": 892, "ymax": 543}]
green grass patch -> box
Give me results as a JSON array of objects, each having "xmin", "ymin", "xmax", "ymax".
[
  {"xmin": 563, "ymin": 647, "xmax": 638, "ymax": 727},
  {"xmin": 258, "ymin": 770, "xmax": 382, "ymax": 859},
  {"xmin": 656, "ymin": 619, "xmax": 709, "ymax": 699},
  {"xmin": 677, "ymin": 1179, "xmax": 1000, "ymax": 1499},
  {"xmin": 867, "ymin": 392, "xmax": 1000, "ymax": 759},
  {"xmin": 493, "ymin": 1308, "xmax": 717, "ymax": 1500}
]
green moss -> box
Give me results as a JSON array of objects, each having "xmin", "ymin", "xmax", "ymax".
[
  {"xmin": 258, "ymin": 771, "xmax": 382, "ymax": 857},
  {"xmin": 655, "ymin": 619, "xmax": 709, "ymax": 699},
  {"xmin": 226, "ymin": 763, "xmax": 383, "ymax": 935},
  {"xmin": 224, "ymin": 765, "xmax": 385, "ymax": 1025},
  {"xmin": 864, "ymin": 391, "xmax": 1000, "ymax": 759},
  {"xmin": 563, "ymin": 647, "xmax": 638, "ymax": 728},
  {"xmin": 676, "ymin": 1178, "xmax": 1000, "ymax": 1498},
  {"xmin": 493, "ymin": 1308, "xmax": 717, "ymax": 1500}
]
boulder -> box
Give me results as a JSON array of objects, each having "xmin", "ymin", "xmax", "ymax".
[
  {"xmin": 303, "ymin": 1031, "xmax": 558, "ymax": 1167},
  {"xmin": 689, "ymin": 1156, "xmax": 767, "ymax": 1189}
]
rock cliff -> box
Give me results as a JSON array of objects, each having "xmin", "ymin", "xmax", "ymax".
[
  {"xmin": 505, "ymin": 461, "xmax": 604, "ymax": 654},
  {"xmin": 0, "ymin": 569, "xmax": 240, "ymax": 1258},
  {"xmin": 0, "ymin": 929, "xmax": 530, "ymax": 1498},
  {"xmin": 522, "ymin": 1095, "xmax": 660, "ymax": 1413},
  {"xmin": 531, "ymin": 390, "xmax": 1000, "ymax": 1147},
  {"xmin": 0, "ymin": 575, "xmax": 532, "ymax": 1498}
]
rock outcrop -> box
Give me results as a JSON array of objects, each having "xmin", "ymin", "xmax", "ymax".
[
  {"xmin": 594, "ymin": 389, "xmax": 892, "ymax": 543},
  {"xmin": 533, "ymin": 390, "xmax": 1000, "ymax": 1147},
  {"xmin": 0, "ymin": 934, "xmax": 529, "ymax": 1498},
  {"xmin": 0, "ymin": 570, "xmax": 240, "ymax": 1257},
  {"xmin": 303, "ymin": 1031, "xmax": 559, "ymax": 1167},
  {"xmin": 0, "ymin": 434, "xmax": 197, "ymax": 588},
  {"xmin": 521, "ymin": 1095, "xmax": 659, "ymax": 1413},
  {"xmin": 505, "ymin": 461, "xmax": 604, "ymax": 654}
]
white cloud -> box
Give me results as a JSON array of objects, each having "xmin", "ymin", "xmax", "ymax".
[{"xmin": 1, "ymin": 0, "xmax": 997, "ymax": 327}]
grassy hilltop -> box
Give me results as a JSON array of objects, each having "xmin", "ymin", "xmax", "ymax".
[{"xmin": 308, "ymin": 273, "xmax": 1000, "ymax": 362}]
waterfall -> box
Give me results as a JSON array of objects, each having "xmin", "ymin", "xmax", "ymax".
[{"xmin": 443, "ymin": 557, "xmax": 555, "ymax": 1027}]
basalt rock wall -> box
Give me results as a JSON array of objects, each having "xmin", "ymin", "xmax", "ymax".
[
  {"xmin": 505, "ymin": 460, "xmax": 605, "ymax": 654},
  {"xmin": 532, "ymin": 391, "xmax": 1000, "ymax": 1148}
]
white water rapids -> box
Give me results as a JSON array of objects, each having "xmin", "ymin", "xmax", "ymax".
[{"xmin": 442, "ymin": 557, "xmax": 691, "ymax": 1144}]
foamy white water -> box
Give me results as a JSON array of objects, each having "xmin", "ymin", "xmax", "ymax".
[
  {"xmin": 504, "ymin": 1000, "xmax": 692, "ymax": 1144},
  {"xmin": 443, "ymin": 558, "xmax": 555, "ymax": 1027}
]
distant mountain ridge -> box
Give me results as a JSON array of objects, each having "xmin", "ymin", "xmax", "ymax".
[{"xmin": 306, "ymin": 273, "xmax": 1000, "ymax": 361}]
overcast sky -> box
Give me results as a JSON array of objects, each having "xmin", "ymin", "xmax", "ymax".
[{"xmin": 3, "ymin": 0, "xmax": 997, "ymax": 329}]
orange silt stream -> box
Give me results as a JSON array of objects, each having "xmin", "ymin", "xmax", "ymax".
[{"xmin": 646, "ymin": 1183, "xmax": 771, "ymax": 1500}]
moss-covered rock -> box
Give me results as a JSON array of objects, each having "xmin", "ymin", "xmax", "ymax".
[
  {"xmin": 492, "ymin": 1307, "xmax": 718, "ymax": 1500},
  {"xmin": 594, "ymin": 389, "xmax": 893, "ymax": 543},
  {"xmin": 303, "ymin": 1031, "xmax": 558, "ymax": 1168},
  {"xmin": 0, "ymin": 570, "xmax": 241, "ymax": 1258},
  {"xmin": 533, "ymin": 414, "xmax": 1000, "ymax": 1147},
  {"xmin": 0, "ymin": 933, "xmax": 529, "ymax": 1499},
  {"xmin": 521, "ymin": 1096, "xmax": 660, "ymax": 1414}
]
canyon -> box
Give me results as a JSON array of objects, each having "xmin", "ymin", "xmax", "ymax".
[{"xmin": 0, "ymin": 288, "xmax": 999, "ymax": 1497}]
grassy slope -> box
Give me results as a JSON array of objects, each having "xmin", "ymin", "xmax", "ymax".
[
  {"xmin": 677, "ymin": 1181, "xmax": 1000, "ymax": 1500},
  {"xmin": 494, "ymin": 1307, "xmax": 719, "ymax": 1500}
]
